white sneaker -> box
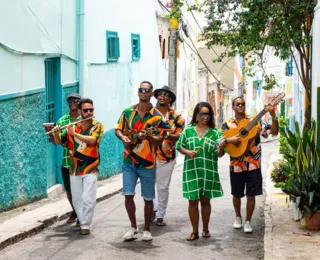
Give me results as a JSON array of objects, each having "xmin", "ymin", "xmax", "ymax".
[
  {"xmin": 244, "ymin": 221, "xmax": 253, "ymax": 233},
  {"xmin": 123, "ymin": 227, "xmax": 138, "ymax": 241},
  {"xmin": 141, "ymin": 230, "xmax": 153, "ymax": 241},
  {"xmin": 233, "ymin": 217, "xmax": 242, "ymax": 229}
]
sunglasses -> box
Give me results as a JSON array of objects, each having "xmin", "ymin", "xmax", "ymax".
[
  {"xmin": 138, "ymin": 88, "xmax": 152, "ymax": 94},
  {"xmin": 158, "ymin": 91, "xmax": 170, "ymax": 97},
  {"xmin": 235, "ymin": 102, "xmax": 245, "ymax": 107},
  {"xmin": 82, "ymin": 108, "xmax": 94, "ymax": 113},
  {"xmin": 199, "ymin": 113, "xmax": 211, "ymax": 118},
  {"xmin": 68, "ymin": 98, "xmax": 80, "ymax": 104}
]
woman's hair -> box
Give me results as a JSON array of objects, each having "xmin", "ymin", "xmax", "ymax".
[{"xmin": 190, "ymin": 102, "xmax": 215, "ymax": 128}]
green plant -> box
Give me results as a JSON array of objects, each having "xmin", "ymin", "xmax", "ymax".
[
  {"xmin": 279, "ymin": 119, "xmax": 320, "ymax": 216},
  {"xmin": 270, "ymin": 159, "xmax": 288, "ymax": 183}
]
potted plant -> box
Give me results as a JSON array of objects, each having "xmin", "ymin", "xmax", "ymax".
[{"xmin": 279, "ymin": 119, "xmax": 320, "ymax": 230}]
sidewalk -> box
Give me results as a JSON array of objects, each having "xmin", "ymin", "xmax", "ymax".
[
  {"xmin": 264, "ymin": 141, "xmax": 320, "ymax": 260},
  {"xmin": 0, "ymin": 174, "xmax": 123, "ymax": 251}
]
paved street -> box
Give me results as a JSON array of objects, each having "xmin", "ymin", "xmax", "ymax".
[{"xmin": 0, "ymin": 141, "xmax": 277, "ymax": 260}]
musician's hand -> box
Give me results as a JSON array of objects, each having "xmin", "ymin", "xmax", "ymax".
[
  {"xmin": 265, "ymin": 105, "xmax": 276, "ymax": 117},
  {"xmin": 145, "ymin": 127, "xmax": 155, "ymax": 137},
  {"xmin": 138, "ymin": 131, "xmax": 147, "ymax": 140},
  {"xmin": 219, "ymin": 138, "xmax": 227, "ymax": 149},
  {"xmin": 68, "ymin": 125, "xmax": 75, "ymax": 136},
  {"xmin": 51, "ymin": 126, "xmax": 61, "ymax": 136},
  {"xmin": 44, "ymin": 125, "xmax": 54, "ymax": 133},
  {"xmin": 187, "ymin": 150, "xmax": 197, "ymax": 158},
  {"xmin": 227, "ymin": 136, "xmax": 241, "ymax": 147},
  {"xmin": 121, "ymin": 136, "xmax": 132, "ymax": 148}
]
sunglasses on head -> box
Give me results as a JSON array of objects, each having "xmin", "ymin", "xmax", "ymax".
[
  {"xmin": 68, "ymin": 98, "xmax": 80, "ymax": 104},
  {"xmin": 82, "ymin": 108, "xmax": 94, "ymax": 113},
  {"xmin": 138, "ymin": 88, "xmax": 152, "ymax": 93},
  {"xmin": 235, "ymin": 102, "xmax": 245, "ymax": 107},
  {"xmin": 199, "ymin": 112, "xmax": 211, "ymax": 118},
  {"xmin": 158, "ymin": 91, "xmax": 170, "ymax": 97}
]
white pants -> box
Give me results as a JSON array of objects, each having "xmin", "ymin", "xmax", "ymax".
[
  {"xmin": 70, "ymin": 174, "xmax": 97, "ymax": 230},
  {"xmin": 153, "ymin": 159, "xmax": 176, "ymax": 219}
]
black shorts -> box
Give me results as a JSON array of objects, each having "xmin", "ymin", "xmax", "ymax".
[
  {"xmin": 61, "ymin": 166, "xmax": 71, "ymax": 192},
  {"xmin": 230, "ymin": 168, "xmax": 263, "ymax": 198}
]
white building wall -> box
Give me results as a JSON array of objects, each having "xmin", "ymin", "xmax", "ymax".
[
  {"xmin": 0, "ymin": 0, "xmax": 77, "ymax": 95},
  {"xmin": 84, "ymin": 0, "xmax": 166, "ymax": 130}
]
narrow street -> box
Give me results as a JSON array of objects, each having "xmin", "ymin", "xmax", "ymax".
[{"xmin": 0, "ymin": 141, "xmax": 277, "ymax": 260}]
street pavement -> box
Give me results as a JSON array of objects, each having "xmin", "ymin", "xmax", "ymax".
[{"xmin": 0, "ymin": 142, "xmax": 278, "ymax": 260}]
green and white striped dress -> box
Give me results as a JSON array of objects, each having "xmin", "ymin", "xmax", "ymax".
[{"xmin": 176, "ymin": 124, "xmax": 224, "ymax": 200}]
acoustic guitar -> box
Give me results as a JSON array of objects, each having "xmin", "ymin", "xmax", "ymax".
[
  {"xmin": 123, "ymin": 127, "xmax": 157, "ymax": 146},
  {"xmin": 222, "ymin": 92, "xmax": 285, "ymax": 158}
]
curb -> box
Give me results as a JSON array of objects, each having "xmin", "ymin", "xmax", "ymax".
[
  {"xmin": 263, "ymin": 143, "xmax": 280, "ymax": 260},
  {"xmin": 0, "ymin": 180, "xmax": 123, "ymax": 251}
]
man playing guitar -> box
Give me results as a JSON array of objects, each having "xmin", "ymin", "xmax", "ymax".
[{"xmin": 220, "ymin": 96, "xmax": 278, "ymax": 233}]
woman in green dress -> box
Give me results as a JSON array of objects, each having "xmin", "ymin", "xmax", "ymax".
[{"xmin": 176, "ymin": 102, "xmax": 226, "ymax": 241}]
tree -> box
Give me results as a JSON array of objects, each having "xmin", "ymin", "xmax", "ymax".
[{"xmin": 196, "ymin": 0, "xmax": 316, "ymax": 131}]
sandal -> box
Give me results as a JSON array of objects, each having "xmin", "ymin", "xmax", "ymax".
[
  {"xmin": 156, "ymin": 221, "xmax": 167, "ymax": 226},
  {"xmin": 202, "ymin": 230, "xmax": 211, "ymax": 238},
  {"xmin": 186, "ymin": 232, "xmax": 199, "ymax": 241}
]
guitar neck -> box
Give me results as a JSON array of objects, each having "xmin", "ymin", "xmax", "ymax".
[{"xmin": 245, "ymin": 108, "xmax": 267, "ymax": 131}]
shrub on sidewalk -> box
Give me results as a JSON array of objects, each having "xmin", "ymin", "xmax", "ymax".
[{"xmin": 279, "ymin": 119, "xmax": 320, "ymax": 218}]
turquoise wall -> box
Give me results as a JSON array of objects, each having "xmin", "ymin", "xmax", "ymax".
[
  {"xmin": 0, "ymin": 85, "xmax": 124, "ymax": 211},
  {"xmin": 98, "ymin": 129, "xmax": 123, "ymax": 178},
  {"xmin": 0, "ymin": 92, "xmax": 47, "ymax": 212}
]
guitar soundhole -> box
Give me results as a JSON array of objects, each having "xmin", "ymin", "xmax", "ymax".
[{"xmin": 239, "ymin": 128, "xmax": 248, "ymax": 137}]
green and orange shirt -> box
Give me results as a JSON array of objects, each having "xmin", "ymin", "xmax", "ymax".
[
  {"xmin": 56, "ymin": 113, "xmax": 81, "ymax": 168},
  {"xmin": 220, "ymin": 116, "xmax": 262, "ymax": 173},
  {"xmin": 156, "ymin": 107, "xmax": 185, "ymax": 164},
  {"xmin": 116, "ymin": 104, "xmax": 165, "ymax": 169},
  {"xmin": 61, "ymin": 119, "xmax": 104, "ymax": 176}
]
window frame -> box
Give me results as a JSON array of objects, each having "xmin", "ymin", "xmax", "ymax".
[
  {"xmin": 106, "ymin": 31, "xmax": 120, "ymax": 62},
  {"xmin": 131, "ymin": 33, "xmax": 141, "ymax": 61}
]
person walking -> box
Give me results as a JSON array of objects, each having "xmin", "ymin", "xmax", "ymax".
[
  {"xmin": 52, "ymin": 98, "xmax": 104, "ymax": 235},
  {"xmin": 176, "ymin": 102, "xmax": 225, "ymax": 241},
  {"xmin": 115, "ymin": 81, "xmax": 165, "ymax": 241},
  {"xmin": 220, "ymin": 97, "xmax": 278, "ymax": 233},
  {"xmin": 152, "ymin": 86, "xmax": 185, "ymax": 226}
]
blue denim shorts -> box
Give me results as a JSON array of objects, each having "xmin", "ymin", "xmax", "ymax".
[{"xmin": 122, "ymin": 162, "xmax": 156, "ymax": 201}]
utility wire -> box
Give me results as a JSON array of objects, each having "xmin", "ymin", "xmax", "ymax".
[{"xmin": 183, "ymin": 0, "xmax": 234, "ymax": 72}]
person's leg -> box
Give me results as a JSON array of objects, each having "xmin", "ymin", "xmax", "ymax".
[
  {"xmin": 70, "ymin": 175, "xmax": 84, "ymax": 225},
  {"xmin": 81, "ymin": 174, "xmax": 97, "ymax": 230},
  {"xmin": 61, "ymin": 167, "xmax": 77, "ymax": 222},
  {"xmin": 245, "ymin": 169, "xmax": 263, "ymax": 221},
  {"xmin": 138, "ymin": 166, "xmax": 156, "ymax": 232},
  {"xmin": 200, "ymin": 196, "xmax": 211, "ymax": 236},
  {"xmin": 233, "ymin": 196, "xmax": 242, "ymax": 217},
  {"xmin": 230, "ymin": 171, "xmax": 245, "ymax": 217},
  {"xmin": 155, "ymin": 160, "xmax": 176, "ymax": 224},
  {"xmin": 246, "ymin": 196, "xmax": 255, "ymax": 221},
  {"xmin": 122, "ymin": 163, "xmax": 138, "ymax": 229},
  {"xmin": 187, "ymin": 199, "xmax": 200, "ymax": 240}
]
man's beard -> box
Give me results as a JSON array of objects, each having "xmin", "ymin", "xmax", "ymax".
[{"xmin": 158, "ymin": 102, "xmax": 167, "ymax": 107}]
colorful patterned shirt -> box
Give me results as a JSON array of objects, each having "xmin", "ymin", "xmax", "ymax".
[
  {"xmin": 156, "ymin": 107, "xmax": 185, "ymax": 164},
  {"xmin": 220, "ymin": 116, "xmax": 262, "ymax": 173},
  {"xmin": 115, "ymin": 104, "xmax": 165, "ymax": 169},
  {"xmin": 61, "ymin": 120, "xmax": 104, "ymax": 176},
  {"xmin": 56, "ymin": 113, "xmax": 81, "ymax": 168}
]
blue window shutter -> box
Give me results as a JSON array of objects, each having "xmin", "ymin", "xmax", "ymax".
[
  {"xmin": 131, "ymin": 33, "xmax": 141, "ymax": 61},
  {"xmin": 115, "ymin": 37, "xmax": 120, "ymax": 59}
]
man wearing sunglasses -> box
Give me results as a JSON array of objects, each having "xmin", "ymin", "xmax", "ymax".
[
  {"xmin": 220, "ymin": 97, "xmax": 278, "ymax": 233},
  {"xmin": 52, "ymin": 98, "xmax": 104, "ymax": 235},
  {"xmin": 115, "ymin": 81, "xmax": 165, "ymax": 241},
  {"xmin": 152, "ymin": 86, "xmax": 185, "ymax": 226},
  {"xmin": 45, "ymin": 93, "xmax": 81, "ymax": 224}
]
